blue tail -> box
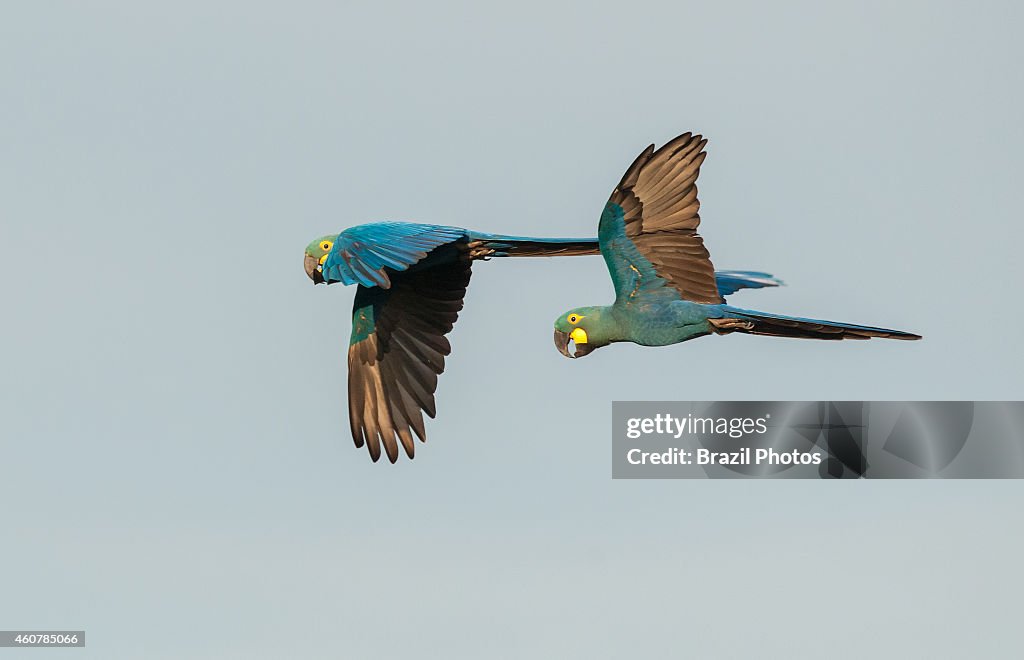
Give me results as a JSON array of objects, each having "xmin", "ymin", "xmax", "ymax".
[
  {"xmin": 714, "ymin": 306, "xmax": 921, "ymax": 340},
  {"xmin": 714, "ymin": 271, "xmax": 784, "ymax": 296}
]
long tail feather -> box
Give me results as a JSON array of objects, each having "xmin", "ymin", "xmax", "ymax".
[
  {"xmin": 468, "ymin": 233, "xmax": 600, "ymax": 258},
  {"xmin": 712, "ymin": 306, "xmax": 922, "ymax": 340}
]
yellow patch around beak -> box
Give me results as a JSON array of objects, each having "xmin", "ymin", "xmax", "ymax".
[
  {"xmin": 319, "ymin": 253, "xmax": 329, "ymax": 265},
  {"xmin": 570, "ymin": 327, "xmax": 588, "ymax": 344}
]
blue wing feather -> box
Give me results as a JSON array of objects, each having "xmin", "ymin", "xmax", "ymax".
[{"xmin": 321, "ymin": 222, "xmax": 467, "ymax": 288}]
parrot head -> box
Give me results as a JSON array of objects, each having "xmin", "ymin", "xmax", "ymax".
[
  {"xmin": 553, "ymin": 306, "xmax": 609, "ymax": 359},
  {"xmin": 304, "ymin": 234, "xmax": 339, "ymax": 284}
]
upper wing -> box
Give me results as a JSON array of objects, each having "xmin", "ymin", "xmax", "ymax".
[
  {"xmin": 321, "ymin": 222, "xmax": 467, "ymax": 289},
  {"xmin": 346, "ymin": 259, "xmax": 472, "ymax": 463},
  {"xmin": 598, "ymin": 133, "xmax": 723, "ymax": 305}
]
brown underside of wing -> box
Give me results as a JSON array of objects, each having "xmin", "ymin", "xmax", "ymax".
[
  {"xmin": 348, "ymin": 260, "xmax": 472, "ymax": 463},
  {"xmin": 608, "ymin": 132, "xmax": 723, "ymax": 304}
]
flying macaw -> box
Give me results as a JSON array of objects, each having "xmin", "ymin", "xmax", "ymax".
[
  {"xmin": 304, "ymin": 224, "xmax": 781, "ymax": 462},
  {"xmin": 552, "ymin": 132, "xmax": 921, "ymax": 360}
]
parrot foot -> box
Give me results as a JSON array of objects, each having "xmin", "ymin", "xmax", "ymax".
[
  {"xmin": 709, "ymin": 318, "xmax": 755, "ymax": 335},
  {"xmin": 464, "ymin": 241, "xmax": 496, "ymax": 260}
]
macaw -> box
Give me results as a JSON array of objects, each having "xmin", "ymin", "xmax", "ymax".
[
  {"xmin": 553, "ymin": 132, "xmax": 921, "ymax": 360},
  {"xmin": 304, "ymin": 224, "xmax": 781, "ymax": 462}
]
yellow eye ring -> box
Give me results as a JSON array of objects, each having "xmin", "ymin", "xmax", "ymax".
[
  {"xmin": 321, "ymin": 241, "xmax": 332, "ymax": 251},
  {"xmin": 568, "ymin": 314, "xmax": 579, "ymax": 324}
]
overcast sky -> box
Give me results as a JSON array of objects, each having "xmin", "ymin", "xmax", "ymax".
[{"xmin": 2, "ymin": 1, "xmax": 1022, "ymax": 658}]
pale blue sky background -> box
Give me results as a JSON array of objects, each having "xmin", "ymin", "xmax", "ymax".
[{"xmin": 2, "ymin": 1, "xmax": 1022, "ymax": 658}]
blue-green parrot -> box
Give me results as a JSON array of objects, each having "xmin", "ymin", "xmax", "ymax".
[
  {"xmin": 305, "ymin": 224, "xmax": 781, "ymax": 462},
  {"xmin": 552, "ymin": 132, "xmax": 921, "ymax": 360}
]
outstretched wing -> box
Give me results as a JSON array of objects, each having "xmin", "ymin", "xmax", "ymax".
[
  {"xmin": 346, "ymin": 259, "xmax": 472, "ymax": 463},
  {"xmin": 322, "ymin": 222, "xmax": 467, "ymax": 289},
  {"xmin": 598, "ymin": 133, "xmax": 723, "ymax": 305}
]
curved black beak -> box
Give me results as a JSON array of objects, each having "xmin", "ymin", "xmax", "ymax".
[
  {"xmin": 554, "ymin": 329, "xmax": 594, "ymax": 359},
  {"xmin": 554, "ymin": 330, "xmax": 573, "ymax": 358},
  {"xmin": 304, "ymin": 254, "xmax": 325, "ymax": 284}
]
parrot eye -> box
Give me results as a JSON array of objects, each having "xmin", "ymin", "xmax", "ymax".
[
  {"xmin": 568, "ymin": 314, "xmax": 579, "ymax": 324},
  {"xmin": 321, "ymin": 241, "xmax": 332, "ymax": 252}
]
